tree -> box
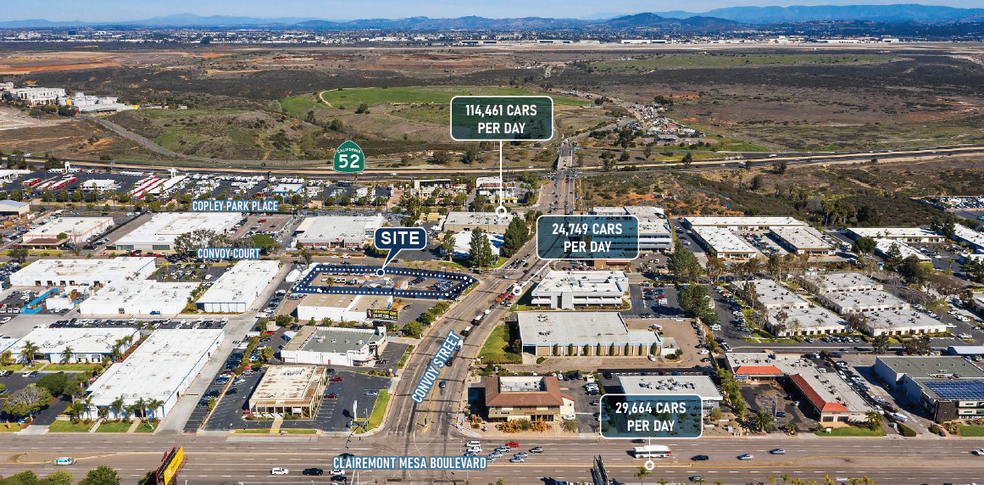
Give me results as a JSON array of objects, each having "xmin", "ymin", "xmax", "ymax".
[
  {"xmin": 354, "ymin": 103, "xmax": 369, "ymax": 114},
  {"xmin": 884, "ymin": 243, "xmax": 904, "ymax": 270},
  {"xmin": 679, "ymin": 284, "xmax": 711, "ymax": 319},
  {"xmin": 2, "ymin": 384, "xmax": 52, "ymax": 419},
  {"xmin": 110, "ymin": 396, "xmax": 126, "ymax": 421},
  {"xmin": 9, "ymin": 247, "xmax": 28, "ymax": 262},
  {"xmin": 0, "ymin": 350, "xmax": 12, "ymax": 366},
  {"xmin": 773, "ymin": 159, "xmax": 788, "ymax": 174},
  {"xmin": 468, "ymin": 228, "xmax": 496, "ymax": 268},
  {"xmin": 872, "ymin": 334, "xmax": 890, "ymax": 354},
  {"xmin": 845, "ymin": 312, "xmax": 868, "ymax": 333},
  {"xmin": 60, "ymin": 346, "xmax": 73, "ymax": 364},
  {"xmin": 78, "ymin": 465, "xmax": 121, "ymax": 485},
  {"xmin": 501, "ymin": 217, "xmax": 530, "ymax": 257},
  {"xmin": 37, "ymin": 372, "xmax": 70, "ymax": 396},
  {"xmin": 173, "ymin": 229, "xmax": 230, "ymax": 256},
  {"xmin": 635, "ymin": 466, "xmax": 651, "ymax": 484},
  {"xmin": 748, "ymin": 409, "xmax": 775, "ymax": 432},
  {"xmin": 19, "ymin": 340, "xmax": 39, "ymax": 365},
  {"xmin": 898, "ymin": 256, "xmax": 932, "ymax": 284},
  {"xmin": 440, "ymin": 232, "xmax": 456, "ymax": 260},
  {"xmin": 682, "ymin": 152, "xmax": 693, "ymax": 167},
  {"xmin": 668, "ymin": 242, "xmax": 701, "ymax": 282},
  {"xmin": 865, "ymin": 410, "xmax": 883, "ymax": 431},
  {"xmin": 852, "ymin": 237, "xmax": 877, "ymax": 255}
]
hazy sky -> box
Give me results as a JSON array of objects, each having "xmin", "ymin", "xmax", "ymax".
[{"xmin": 2, "ymin": 0, "xmax": 981, "ymax": 22}]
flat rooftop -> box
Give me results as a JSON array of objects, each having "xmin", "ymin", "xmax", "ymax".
[
  {"xmin": 877, "ymin": 356, "xmax": 984, "ymax": 380},
  {"xmin": 874, "ymin": 239, "xmax": 929, "ymax": 261},
  {"xmin": 791, "ymin": 370, "xmax": 871, "ymax": 414},
  {"xmin": 955, "ymin": 225, "xmax": 984, "ymax": 248},
  {"xmin": 88, "ymin": 329, "xmax": 224, "ymax": 405},
  {"xmin": 617, "ymin": 375, "xmax": 722, "ymax": 401},
  {"xmin": 83, "ymin": 280, "xmax": 198, "ymax": 308},
  {"xmin": 116, "ymin": 212, "xmax": 240, "ymax": 246},
  {"xmin": 848, "ymin": 227, "xmax": 942, "ymax": 240},
  {"xmin": 295, "ymin": 215, "xmax": 384, "ymax": 244},
  {"xmin": 298, "ymin": 293, "xmax": 391, "ymax": 312},
  {"xmin": 769, "ymin": 306, "xmax": 846, "ymax": 332},
  {"xmin": 535, "ymin": 270, "xmax": 628, "ymax": 295},
  {"xmin": 771, "ymin": 226, "xmax": 832, "ymax": 251},
  {"xmin": 286, "ymin": 326, "xmax": 385, "ymax": 354},
  {"xmin": 685, "ymin": 216, "xmax": 806, "ymax": 228},
  {"xmin": 516, "ymin": 311, "xmax": 660, "ymax": 347},
  {"xmin": 692, "ymin": 226, "xmax": 757, "ymax": 255},
  {"xmin": 24, "ymin": 216, "xmax": 112, "ymax": 239},
  {"xmin": 821, "ymin": 289, "xmax": 908, "ymax": 311},
  {"xmin": 745, "ymin": 279, "xmax": 809, "ymax": 310},
  {"xmin": 250, "ymin": 365, "xmax": 326, "ymax": 403},
  {"xmin": 10, "ymin": 327, "xmax": 138, "ymax": 356},
  {"xmin": 865, "ymin": 309, "xmax": 945, "ymax": 331},
  {"xmin": 443, "ymin": 211, "xmax": 513, "ymax": 229},
  {"xmin": 198, "ymin": 260, "xmax": 279, "ymax": 305},
  {"xmin": 727, "ymin": 352, "xmax": 814, "ymax": 377},
  {"xmin": 803, "ymin": 272, "xmax": 883, "ymax": 293},
  {"xmin": 10, "ymin": 257, "xmax": 155, "ymax": 283}
]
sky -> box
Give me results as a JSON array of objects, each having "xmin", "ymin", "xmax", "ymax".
[{"xmin": 1, "ymin": 0, "xmax": 981, "ymax": 22}]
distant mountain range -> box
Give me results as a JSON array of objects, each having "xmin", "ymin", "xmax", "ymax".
[{"xmin": 1, "ymin": 4, "xmax": 983, "ymax": 29}]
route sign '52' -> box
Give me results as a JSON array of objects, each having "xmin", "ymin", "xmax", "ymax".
[{"xmin": 334, "ymin": 140, "xmax": 365, "ymax": 173}]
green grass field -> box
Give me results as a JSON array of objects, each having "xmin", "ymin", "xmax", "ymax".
[
  {"xmin": 95, "ymin": 422, "xmax": 132, "ymax": 433},
  {"xmin": 958, "ymin": 425, "xmax": 984, "ymax": 437},
  {"xmin": 48, "ymin": 420, "xmax": 94, "ymax": 433},
  {"xmin": 276, "ymin": 93, "xmax": 325, "ymax": 118},
  {"xmin": 43, "ymin": 364, "xmax": 102, "ymax": 372},
  {"xmin": 316, "ymin": 86, "xmax": 588, "ymax": 108},
  {"xmin": 478, "ymin": 324, "xmax": 523, "ymax": 365},
  {"xmin": 0, "ymin": 422, "xmax": 26, "ymax": 433},
  {"xmin": 593, "ymin": 53, "xmax": 892, "ymax": 72},
  {"xmin": 396, "ymin": 346, "xmax": 414, "ymax": 369},
  {"xmin": 364, "ymin": 390, "xmax": 391, "ymax": 432},
  {"xmin": 815, "ymin": 426, "xmax": 885, "ymax": 437},
  {"xmin": 135, "ymin": 422, "xmax": 156, "ymax": 433}
]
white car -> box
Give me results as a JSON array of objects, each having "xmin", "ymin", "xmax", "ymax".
[
  {"xmin": 271, "ymin": 468, "xmax": 289, "ymax": 475},
  {"xmin": 53, "ymin": 457, "xmax": 75, "ymax": 466},
  {"xmin": 972, "ymin": 449, "xmax": 984, "ymax": 456}
]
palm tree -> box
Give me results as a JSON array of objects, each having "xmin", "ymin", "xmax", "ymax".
[
  {"xmin": 634, "ymin": 466, "xmax": 650, "ymax": 485},
  {"xmin": 67, "ymin": 401, "xmax": 87, "ymax": 423},
  {"xmin": 110, "ymin": 396, "xmax": 126, "ymax": 421},
  {"xmin": 767, "ymin": 477, "xmax": 777, "ymax": 485},
  {"xmin": 824, "ymin": 475, "xmax": 834, "ymax": 485},
  {"xmin": 781, "ymin": 474, "xmax": 791, "ymax": 484},
  {"xmin": 60, "ymin": 345, "xmax": 73, "ymax": 364},
  {"xmin": 865, "ymin": 410, "xmax": 883, "ymax": 430},
  {"xmin": 147, "ymin": 399, "xmax": 165, "ymax": 422},
  {"xmin": 97, "ymin": 406, "xmax": 110, "ymax": 422},
  {"xmin": 135, "ymin": 397, "xmax": 147, "ymax": 419},
  {"xmin": 20, "ymin": 340, "xmax": 39, "ymax": 365}
]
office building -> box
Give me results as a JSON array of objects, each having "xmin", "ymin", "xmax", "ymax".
[{"xmin": 531, "ymin": 270, "xmax": 628, "ymax": 309}]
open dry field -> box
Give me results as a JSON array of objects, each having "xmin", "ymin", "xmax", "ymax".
[{"xmin": 2, "ymin": 44, "xmax": 984, "ymax": 164}]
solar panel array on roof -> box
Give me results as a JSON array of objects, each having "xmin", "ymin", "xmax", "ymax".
[{"xmin": 924, "ymin": 380, "xmax": 984, "ymax": 400}]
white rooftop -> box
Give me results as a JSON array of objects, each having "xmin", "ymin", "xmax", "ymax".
[
  {"xmin": 803, "ymin": 272, "xmax": 883, "ymax": 293},
  {"xmin": 198, "ymin": 260, "xmax": 279, "ymax": 306},
  {"xmin": 821, "ymin": 289, "xmax": 909, "ymax": 313},
  {"xmin": 955, "ymin": 224, "xmax": 984, "ymax": 249},
  {"xmin": 535, "ymin": 270, "xmax": 628, "ymax": 295},
  {"xmin": 769, "ymin": 306, "xmax": 847, "ymax": 333},
  {"xmin": 692, "ymin": 226, "xmax": 757, "ymax": 255},
  {"xmin": 10, "ymin": 327, "xmax": 139, "ymax": 357},
  {"xmin": 9, "ymin": 257, "xmax": 156, "ymax": 286},
  {"xmin": 874, "ymin": 239, "xmax": 929, "ymax": 261},
  {"xmin": 295, "ymin": 215, "xmax": 384, "ymax": 245},
  {"xmin": 516, "ymin": 312, "xmax": 660, "ymax": 347},
  {"xmin": 848, "ymin": 227, "xmax": 942, "ymax": 240},
  {"xmin": 87, "ymin": 329, "xmax": 224, "ymax": 405},
  {"xmin": 80, "ymin": 280, "xmax": 198, "ymax": 315},
  {"xmin": 443, "ymin": 211, "xmax": 514, "ymax": 228},
  {"xmin": 24, "ymin": 217, "xmax": 112, "ymax": 241},
  {"xmin": 617, "ymin": 375, "xmax": 722, "ymax": 402},
  {"xmin": 115, "ymin": 212, "xmax": 241, "ymax": 248},
  {"xmin": 771, "ymin": 226, "xmax": 832, "ymax": 251},
  {"xmin": 865, "ymin": 309, "xmax": 947, "ymax": 332},
  {"xmin": 745, "ymin": 279, "xmax": 810, "ymax": 310},
  {"xmin": 686, "ymin": 216, "xmax": 806, "ymax": 228}
]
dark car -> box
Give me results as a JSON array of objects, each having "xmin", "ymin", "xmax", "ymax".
[
  {"xmin": 331, "ymin": 476, "xmax": 347, "ymax": 482},
  {"xmin": 302, "ymin": 468, "xmax": 323, "ymax": 476},
  {"xmin": 226, "ymin": 388, "xmax": 238, "ymax": 395},
  {"xmin": 691, "ymin": 455, "xmax": 709, "ymax": 461}
]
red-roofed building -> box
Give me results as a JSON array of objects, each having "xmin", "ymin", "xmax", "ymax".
[
  {"xmin": 485, "ymin": 375, "xmax": 575, "ymax": 422},
  {"xmin": 789, "ymin": 373, "xmax": 865, "ymax": 425},
  {"xmin": 732, "ymin": 365, "xmax": 784, "ymax": 379}
]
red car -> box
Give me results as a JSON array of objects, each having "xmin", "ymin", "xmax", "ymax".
[
  {"xmin": 330, "ymin": 376, "xmax": 343, "ymax": 382},
  {"xmin": 324, "ymin": 393, "xmax": 338, "ymax": 399},
  {"xmin": 506, "ymin": 441, "xmax": 520, "ymax": 448}
]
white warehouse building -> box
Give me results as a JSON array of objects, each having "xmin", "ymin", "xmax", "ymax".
[
  {"xmin": 22, "ymin": 216, "xmax": 114, "ymax": 247},
  {"xmin": 197, "ymin": 260, "xmax": 280, "ymax": 313},
  {"xmin": 8, "ymin": 257, "xmax": 156, "ymax": 288},
  {"xmin": 86, "ymin": 329, "xmax": 224, "ymax": 420},
  {"xmin": 79, "ymin": 280, "xmax": 199, "ymax": 317},
  {"xmin": 114, "ymin": 212, "xmax": 241, "ymax": 252},
  {"xmin": 10, "ymin": 327, "xmax": 139, "ymax": 364},
  {"xmin": 531, "ymin": 270, "xmax": 628, "ymax": 309}
]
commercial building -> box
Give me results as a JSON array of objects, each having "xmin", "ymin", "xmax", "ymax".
[
  {"xmin": 58, "ymin": 92, "xmax": 131, "ymax": 113},
  {"xmin": 515, "ymin": 312, "xmax": 660, "ymax": 357},
  {"xmin": 591, "ymin": 206, "xmax": 673, "ymax": 251},
  {"xmin": 10, "ymin": 327, "xmax": 138, "ymax": 363},
  {"xmin": 531, "ymin": 270, "xmax": 628, "ymax": 309},
  {"xmin": 742, "ymin": 279, "xmax": 810, "ymax": 311},
  {"xmin": 691, "ymin": 226, "xmax": 757, "ymax": 259},
  {"xmin": 846, "ymin": 227, "xmax": 945, "ymax": 244},
  {"xmin": 945, "ymin": 346, "xmax": 984, "ymax": 358},
  {"xmin": 770, "ymin": 226, "xmax": 833, "ymax": 255},
  {"xmin": 800, "ymin": 272, "xmax": 883, "ymax": 294},
  {"xmin": 197, "ymin": 260, "xmax": 279, "ymax": 313},
  {"xmin": 22, "ymin": 216, "xmax": 114, "ymax": 247},
  {"xmin": 442, "ymin": 211, "xmax": 512, "ymax": 233},
  {"xmin": 484, "ymin": 375, "xmax": 575, "ymax": 422},
  {"xmin": 684, "ymin": 216, "xmax": 806, "ymax": 232},
  {"xmin": 5, "ymin": 87, "xmax": 66, "ymax": 106},
  {"xmin": 78, "ymin": 280, "xmax": 198, "ymax": 317},
  {"xmin": 87, "ymin": 329, "xmax": 224, "ymax": 420},
  {"xmin": 725, "ymin": 352, "xmax": 812, "ymax": 380},
  {"xmin": 270, "ymin": 183, "xmax": 304, "ymax": 195},
  {"xmin": 954, "ymin": 225, "xmax": 984, "ymax": 253},
  {"xmin": 767, "ymin": 306, "xmax": 847, "ymax": 337},
  {"xmin": 114, "ymin": 212, "xmax": 241, "ymax": 252},
  {"xmin": 874, "ymin": 356, "xmax": 984, "ymax": 422},
  {"xmin": 248, "ymin": 365, "xmax": 328, "ymax": 418},
  {"xmin": 450, "ymin": 229, "xmax": 503, "ymax": 258},
  {"xmin": 873, "ymin": 238, "xmax": 929, "ymax": 262},
  {"xmin": 818, "ymin": 289, "xmax": 909, "ymax": 314},
  {"xmin": 862, "ymin": 309, "xmax": 947, "ymax": 337},
  {"xmin": 279, "ymin": 326, "xmax": 387, "ymax": 367},
  {"xmin": 8, "ymin": 257, "xmax": 156, "ymax": 288},
  {"xmin": 293, "ymin": 215, "xmax": 384, "ymax": 248},
  {"xmin": 789, "ymin": 371, "xmax": 872, "ymax": 425},
  {"xmin": 295, "ymin": 293, "xmax": 393, "ymax": 323},
  {"xmin": 617, "ymin": 375, "xmax": 722, "ymax": 413},
  {"xmin": 0, "ymin": 199, "xmax": 31, "ymax": 216}
]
